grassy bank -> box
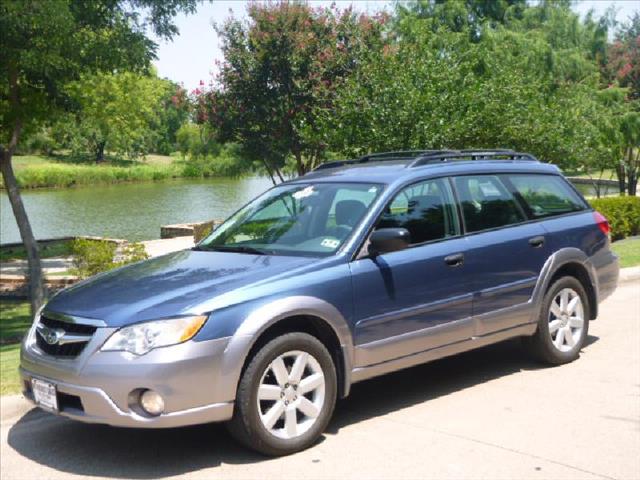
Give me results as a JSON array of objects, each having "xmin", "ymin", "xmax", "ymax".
[
  {"xmin": 612, "ymin": 238, "xmax": 640, "ymax": 268},
  {"xmin": 2, "ymin": 154, "xmax": 185, "ymax": 189},
  {"xmin": 0, "ymin": 301, "xmax": 31, "ymax": 395}
]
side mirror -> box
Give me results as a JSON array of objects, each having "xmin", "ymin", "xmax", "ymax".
[{"xmin": 369, "ymin": 228, "xmax": 411, "ymax": 256}]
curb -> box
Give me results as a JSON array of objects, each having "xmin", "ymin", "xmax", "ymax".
[
  {"xmin": 0, "ymin": 395, "xmax": 30, "ymax": 424},
  {"xmin": 619, "ymin": 266, "xmax": 640, "ymax": 284}
]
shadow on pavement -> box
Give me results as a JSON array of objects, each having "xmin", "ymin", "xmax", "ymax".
[
  {"xmin": 7, "ymin": 336, "xmax": 598, "ymax": 478},
  {"xmin": 329, "ymin": 336, "xmax": 597, "ymax": 432}
]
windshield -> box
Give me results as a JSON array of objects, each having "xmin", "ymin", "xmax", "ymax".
[{"xmin": 197, "ymin": 182, "xmax": 383, "ymax": 256}]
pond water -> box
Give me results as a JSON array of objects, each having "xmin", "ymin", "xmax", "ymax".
[
  {"xmin": 0, "ymin": 177, "xmax": 618, "ymax": 244},
  {"xmin": 1, "ymin": 177, "xmax": 273, "ymax": 244}
]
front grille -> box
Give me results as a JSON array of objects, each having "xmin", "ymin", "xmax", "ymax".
[
  {"xmin": 35, "ymin": 315, "xmax": 97, "ymax": 358},
  {"xmin": 40, "ymin": 315, "xmax": 97, "ymax": 335}
]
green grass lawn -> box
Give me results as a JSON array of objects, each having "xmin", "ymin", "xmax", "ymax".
[
  {"xmin": 3, "ymin": 153, "xmax": 184, "ymax": 189},
  {"xmin": 1, "ymin": 344, "xmax": 22, "ymax": 395},
  {"xmin": 0, "ymin": 300, "xmax": 31, "ymax": 395},
  {"xmin": 0, "ymin": 239, "xmax": 74, "ymax": 262},
  {"xmin": 612, "ymin": 238, "xmax": 640, "ymax": 268},
  {"xmin": 11, "ymin": 153, "xmax": 176, "ymax": 169}
]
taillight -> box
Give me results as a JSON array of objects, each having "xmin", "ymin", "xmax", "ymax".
[{"xmin": 593, "ymin": 211, "xmax": 610, "ymax": 236}]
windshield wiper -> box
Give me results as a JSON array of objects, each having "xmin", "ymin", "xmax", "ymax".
[{"xmin": 194, "ymin": 245, "xmax": 268, "ymax": 255}]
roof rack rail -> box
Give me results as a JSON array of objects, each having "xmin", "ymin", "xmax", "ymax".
[
  {"xmin": 313, "ymin": 159, "xmax": 358, "ymax": 171},
  {"xmin": 313, "ymin": 150, "xmax": 444, "ymax": 171},
  {"xmin": 357, "ymin": 150, "xmax": 441, "ymax": 161},
  {"xmin": 312, "ymin": 149, "xmax": 539, "ymax": 172},
  {"xmin": 408, "ymin": 150, "xmax": 538, "ymax": 168}
]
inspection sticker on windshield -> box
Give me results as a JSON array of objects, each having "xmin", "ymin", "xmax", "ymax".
[
  {"xmin": 321, "ymin": 238, "xmax": 340, "ymax": 249},
  {"xmin": 293, "ymin": 186, "xmax": 315, "ymax": 200},
  {"xmin": 478, "ymin": 181, "xmax": 501, "ymax": 197}
]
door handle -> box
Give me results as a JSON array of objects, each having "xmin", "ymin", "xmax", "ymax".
[
  {"xmin": 528, "ymin": 236, "xmax": 545, "ymax": 248},
  {"xmin": 444, "ymin": 253, "xmax": 464, "ymax": 267}
]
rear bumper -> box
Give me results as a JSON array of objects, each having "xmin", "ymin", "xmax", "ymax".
[{"xmin": 594, "ymin": 250, "xmax": 620, "ymax": 303}]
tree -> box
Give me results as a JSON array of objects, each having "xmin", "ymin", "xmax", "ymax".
[
  {"xmin": 67, "ymin": 71, "xmax": 171, "ymax": 162},
  {"xmin": 322, "ymin": 1, "xmax": 607, "ymax": 171},
  {"xmin": 396, "ymin": 0, "xmax": 527, "ymax": 41},
  {"xmin": 604, "ymin": 13, "xmax": 640, "ymax": 100},
  {"xmin": 154, "ymin": 83, "xmax": 192, "ymax": 155},
  {"xmin": 197, "ymin": 2, "xmax": 387, "ymax": 181},
  {"xmin": 0, "ymin": 0, "xmax": 197, "ymax": 315}
]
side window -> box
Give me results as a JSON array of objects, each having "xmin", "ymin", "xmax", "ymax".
[
  {"xmin": 453, "ymin": 175, "xmax": 526, "ymax": 233},
  {"xmin": 326, "ymin": 185, "xmax": 379, "ymax": 231},
  {"xmin": 507, "ymin": 174, "xmax": 586, "ymax": 218},
  {"xmin": 376, "ymin": 178, "xmax": 459, "ymax": 245}
]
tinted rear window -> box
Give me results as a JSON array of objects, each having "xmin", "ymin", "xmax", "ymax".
[
  {"xmin": 507, "ymin": 174, "xmax": 586, "ymax": 218},
  {"xmin": 453, "ymin": 175, "xmax": 526, "ymax": 233}
]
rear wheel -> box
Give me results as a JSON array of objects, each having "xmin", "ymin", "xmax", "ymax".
[
  {"xmin": 227, "ymin": 332, "xmax": 337, "ymax": 456},
  {"xmin": 524, "ymin": 276, "xmax": 590, "ymax": 364}
]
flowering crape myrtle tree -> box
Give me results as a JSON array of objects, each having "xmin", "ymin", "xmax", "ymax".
[
  {"xmin": 602, "ymin": 13, "xmax": 640, "ymax": 195},
  {"xmin": 196, "ymin": 2, "xmax": 388, "ymax": 182}
]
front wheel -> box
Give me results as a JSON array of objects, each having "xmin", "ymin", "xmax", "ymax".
[
  {"xmin": 227, "ymin": 332, "xmax": 337, "ymax": 456},
  {"xmin": 524, "ymin": 276, "xmax": 590, "ymax": 365}
]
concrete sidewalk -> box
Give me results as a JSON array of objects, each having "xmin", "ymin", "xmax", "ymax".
[
  {"xmin": 1, "ymin": 281, "xmax": 638, "ymax": 479},
  {"xmin": 0, "ymin": 236, "xmax": 194, "ymax": 278}
]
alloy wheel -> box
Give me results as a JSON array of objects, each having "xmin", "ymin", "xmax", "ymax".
[
  {"xmin": 548, "ymin": 287, "xmax": 585, "ymax": 353},
  {"xmin": 256, "ymin": 350, "xmax": 325, "ymax": 440}
]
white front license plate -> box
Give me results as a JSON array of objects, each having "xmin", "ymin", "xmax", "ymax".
[{"xmin": 31, "ymin": 379, "xmax": 58, "ymax": 411}]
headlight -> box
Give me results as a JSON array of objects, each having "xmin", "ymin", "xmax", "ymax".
[{"xmin": 101, "ymin": 315, "xmax": 208, "ymax": 356}]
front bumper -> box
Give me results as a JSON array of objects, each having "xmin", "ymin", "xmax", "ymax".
[{"xmin": 20, "ymin": 325, "xmax": 235, "ymax": 428}]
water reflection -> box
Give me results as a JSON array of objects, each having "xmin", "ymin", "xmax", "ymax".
[{"xmin": 0, "ymin": 177, "xmax": 273, "ymax": 243}]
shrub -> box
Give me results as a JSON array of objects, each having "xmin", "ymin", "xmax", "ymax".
[
  {"xmin": 193, "ymin": 221, "xmax": 215, "ymax": 243},
  {"xmin": 590, "ymin": 196, "xmax": 640, "ymax": 241},
  {"xmin": 70, "ymin": 239, "xmax": 149, "ymax": 279},
  {"xmin": 117, "ymin": 242, "xmax": 149, "ymax": 264},
  {"xmin": 70, "ymin": 239, "xmax": 118, "ymax": 278}
]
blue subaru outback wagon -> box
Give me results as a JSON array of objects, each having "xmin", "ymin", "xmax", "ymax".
[{"xmin": 21, "ymin": 150, "xmax": 619, "ymax": 455}]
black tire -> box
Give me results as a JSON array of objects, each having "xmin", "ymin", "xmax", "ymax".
[
  {"xmin": 524, "ymin": 276, "xmax": 591, "ymax": 365},
  {"xmin": 227, "ymin": 332, "xmax": 337, "ymax": 456}
]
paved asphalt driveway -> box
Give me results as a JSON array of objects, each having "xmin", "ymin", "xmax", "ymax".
[{"xmin": 1, "ymin": 281, "xmax": 639, "ymax": 480}]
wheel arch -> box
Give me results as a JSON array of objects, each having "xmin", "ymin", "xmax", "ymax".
[
  {"xmin": 533, "ymin": 248, "xmax": 599, "ymax": 322},
  {"xmin": 221, "ymin": 296, "xmax": 354, "ymax": 403}
]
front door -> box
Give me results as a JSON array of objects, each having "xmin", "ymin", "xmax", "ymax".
[{"xmin": 350, "ymin": 177, "xmax": 474, "ymax": 368}]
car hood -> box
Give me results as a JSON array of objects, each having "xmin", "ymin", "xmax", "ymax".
[{"xmin": 44, "ymin": 250, "xmax": 315, "ymax": 327}]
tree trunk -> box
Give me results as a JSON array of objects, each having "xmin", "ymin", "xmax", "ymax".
[
  {"xmin": 293, "ymin": 149, "xmax": 305, "ymax": 176},
  {"xmin": 261, "ymin": 159, "xmax": 277, "ymax": 186},
  {"xmin": 626, "ymin": 148, "xmax": 638, "ymax": 197},
  {"xmin": 616, "ymin": 162, "xmax": 626, "ymax": 196},
  {"xmin": 95, "ymin": 141, "xmax": 106, "ymax": 163},
  {"xmin": 0, "ymin": 147, "xmax": 46, "ymax": 316},
  {"xmin": 274, "ymin": 165, "xmax": 285, "ymax": 183},
  {"xmin": 629, "ymin": 173, "xmax": 638, "ymax": 196}
]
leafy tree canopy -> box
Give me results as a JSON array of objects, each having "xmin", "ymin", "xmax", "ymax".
[
  {"xmin": 0, "ymin": 0, "xmax": 197, "ymax": 143},
  {"xmin": 0, "ymin": 0, "xmax": 197, "ymax": 315},
  {"xmin": 197, "ymin": 2, "xmax": 388, "ymax": 178},
  {"xmin": 65, "ymin": 71, "xmax": 173, "ymax": 162}
]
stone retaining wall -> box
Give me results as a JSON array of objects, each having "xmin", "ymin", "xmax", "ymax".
[{"xmin": 161, "ymin": 220, "xmax": 223, "ymax": 242}]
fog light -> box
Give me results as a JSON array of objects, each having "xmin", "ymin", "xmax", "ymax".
[{"xmin": 139, "ymin": 390, "xmax": 164, "ymax": 416}]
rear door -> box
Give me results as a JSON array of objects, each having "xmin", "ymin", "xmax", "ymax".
[
  {"xmin": 451, "ymin": 174, "xmax": 550, "ymax": 336},
  {"xmin": 350, "ymin": 177, "xmax": 474, "ymax": 367}
]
